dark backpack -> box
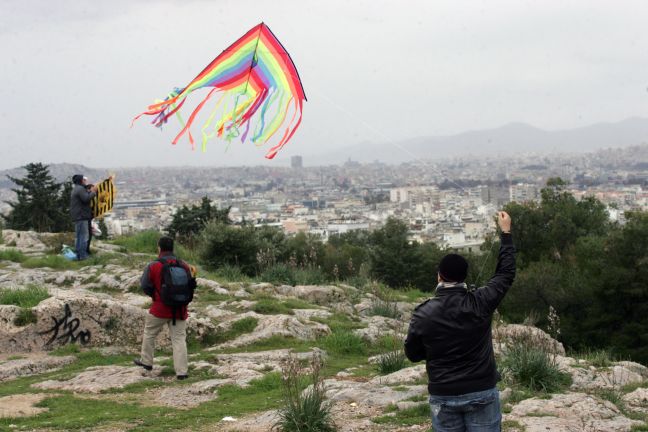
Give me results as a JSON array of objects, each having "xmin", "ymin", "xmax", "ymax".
[{"xmin": 157, "ymin": 257, "xmax": 196, "ymax": 324}]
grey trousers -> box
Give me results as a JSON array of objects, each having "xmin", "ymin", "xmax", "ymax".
[{"xmin": 140, "ymin": 314, "xmax": 188, "ymax": 376}]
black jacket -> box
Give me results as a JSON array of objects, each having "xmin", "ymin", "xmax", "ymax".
[
  {"xmin": 70, "ymin": 184, "xmax": 96, "ymax": 222},
  {"xmin": 404, "ymin": 233, "xmax": 516, "ymax": 396}
]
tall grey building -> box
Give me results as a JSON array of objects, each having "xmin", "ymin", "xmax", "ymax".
[{"xmin": 291, "ymin": 155, "xmax": 303, "ymax": 169}]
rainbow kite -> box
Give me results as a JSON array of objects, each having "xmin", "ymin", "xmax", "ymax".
[{"xmin": 133, "ymin": 23, "xmax": 306, "ymax": 159}]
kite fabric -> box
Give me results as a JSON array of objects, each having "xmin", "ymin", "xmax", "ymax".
[
  {"xmin": 91, "ymin": 177, "xmax": 116, "ymax": 219},
  {"xmin": 133, "ymin": 22, "xmax": 306, "ymax": 159}
]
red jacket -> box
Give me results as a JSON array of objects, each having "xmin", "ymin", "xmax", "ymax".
[{"xmin": 141, "ymin": 252, "xmax": 190, "ymax": 320}]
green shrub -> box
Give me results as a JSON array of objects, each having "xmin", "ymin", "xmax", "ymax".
[
  {"xmin": 503, "ymin": 344, "xmax": 571, "ymax": 392},
  {"xmin": 322, "ymin": 330, "xmax": 367, "ymax": 356},
  {"xmin": 21, "ymin": 255, "xmax": 75, "ymax": 270},
  {"xmin": 111, "ymin": 230, "xmax": 160, "ymax": 254},
  {"xmin": 293, "ymin": 267, "xmax": 328, "ymax": 286},
  {"xmin": 14, "ymin": 308, "xmax": 37, "ymax": 326},
  {"xmin": 212, "ymin": 264, "xmax": 250, "ymax": 282},
  {"xmin": 275, "ymin": 355, "xmax": 335, "ymax": 432},
  {"xmin": 375, "ymin": 350, "xmax": 407, "ymax": 375},
  {"xmin": 260, "ymin": 263, "xmax": 296, "ymax": 285},
  {"xmin": 0, "ymin": 285, "xmax": 50, "ymax": 307},
  {"xmin": 367, "ymin": 298, "xmax": 401, "ymax": 319},
  {"xmin": 0, "ymin": 249, "xmax": 27, "ymax": 263}
]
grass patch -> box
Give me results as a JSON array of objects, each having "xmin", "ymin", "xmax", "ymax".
[
  {"xmin": 367, "ymin": 298, "xmax": 401, "ymax": 319},
  {"xmin": 21, "ymin": 255, "xmax": 76, "ymax": 270},
  {"xmin": 0, "ymin": 284, "xmax": 50, "ymax": 307},
  {"xmin": 253, "ymin": 298, "xmax": 294, "ymax": 315},
  {"xmin": 582, "ymin": 349, "xmax": 616, "ymax": 367},
  {"xmin": 321, "ymin": 330, "xmax": 367, "ymax": 356},
  {"xmin": 14, "ymin": 308, "xmax": 37, "ymax": 326},
  {"xmin": 0, "ymin": 248, "xmax": 27, "ymax": 262},
  {"xmin": 372, "ymin": 403, "xmax": 430, "ymax": 426},
  {"xmin": 110, "ymin": 230, "xmax": 160, "ymax": 254}
]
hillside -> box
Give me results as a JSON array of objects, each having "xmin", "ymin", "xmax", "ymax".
[
  {"xmin": 311, "ymin": 117, "xmax": 648, "ymax": 164},
  {"xmin": 1, "ymin": 230, "xmax": 648, "ymax": 431}
]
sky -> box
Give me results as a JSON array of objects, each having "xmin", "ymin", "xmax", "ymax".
[{"xmin": 1, "ymin": 0, "xmax": 647, "ymax": 169}]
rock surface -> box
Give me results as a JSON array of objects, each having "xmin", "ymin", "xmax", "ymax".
[
  {"xmin": 33, "ymin": 366, "xmax": 158, "ymax": 393},
  {"xmin": 505, "ymin": 392, "xmax": 642, "ymax": 432},
  {"xmin": 0, "ymin": 353, "xmax": 76, "ymax": 382}
]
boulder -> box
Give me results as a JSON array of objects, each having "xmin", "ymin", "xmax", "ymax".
[
  {"xmin": 353, "ymin": 316, "xmax": 401, "ymax": 343},
  {"xmin": 494, "ymin": 323, "xmax": 565, "ymax": 356},
  {"xmin": 274, "ymin": 285, "xmax": 347, "ymax": 305}
]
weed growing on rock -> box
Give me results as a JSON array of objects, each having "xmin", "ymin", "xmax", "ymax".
[
  {"xmin": 13, "ymin": 308, "xmax": 37, "ymax": 326},
  {"xmin": 275, "ymin": 353, "xmax": 335, "ymax": 432}
]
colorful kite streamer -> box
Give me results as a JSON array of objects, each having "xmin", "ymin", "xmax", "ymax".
[{"xmin": 133, "ymin": 23, "xmax": 306, "ymax": 159}]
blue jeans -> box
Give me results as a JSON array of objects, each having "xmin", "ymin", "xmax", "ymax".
[
  {"xmin": 75, "ymin": 220, "xmax": 89, "ymax": 260},
  {"xmin": 429, "ymin": 387, "xmax": 501, "ymax": 432}
]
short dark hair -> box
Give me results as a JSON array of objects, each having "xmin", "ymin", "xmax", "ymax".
[
  {"xmin": 438, "ymin": 253, "xmax": 469, "ymax": 283},
  {"xmin": 158, "ymin": 236, "xmax": 174, "ymax": 253}
]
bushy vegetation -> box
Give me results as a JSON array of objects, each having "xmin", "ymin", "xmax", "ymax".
[
  {"xmin": 2, "ymin": 163, "xmax": 72, "ymax": 233},
  {"xmin": 275, "ymin": 354, "xmax": 335, "ymax": 432},
  {"xmin": 102, "ymin": 179, "xmax": 648, "ymax": 363},
  {"xmin": 0, "ymin": 248, "xmax": 27, "ymax": 263},
  {"xmin": 501, "ymin": 328, "xmax": 572, "ymax": 393}
]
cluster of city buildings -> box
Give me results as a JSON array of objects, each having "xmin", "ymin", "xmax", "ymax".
[
  {"xmin": 0, "ymin": 145, "xmax": 645, "ymax": 254},
  {"xmin": 94, "ymin": 145, "xmax": 647, "ymax": 254}
]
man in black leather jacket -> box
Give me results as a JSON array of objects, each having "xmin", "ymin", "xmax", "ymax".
[{"xmin": 405, "ymin": 211, "xmax": 515, "ymax": 432}]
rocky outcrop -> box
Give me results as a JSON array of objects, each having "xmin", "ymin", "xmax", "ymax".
[
  {"xmin": 0, "ymin": 354, "xmax": 76, "ymax": 382},
  {"xmin": 0, "ymin": 290, "xmax": 216, "ymax": 353},
  {"xmin": 505, "ymin": 392, "xmax": 642, "ymax": 431},
  {"xmin": 215, "ymin": 312, "xmax": 330, "ymax": 348}
]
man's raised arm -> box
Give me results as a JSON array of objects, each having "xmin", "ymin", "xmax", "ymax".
[{"xmin": 474, "ymin": 211, "xmax": 516, "ymax": 314}]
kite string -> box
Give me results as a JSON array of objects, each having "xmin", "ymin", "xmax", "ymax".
[
  {"xmin": 306, "ymin": 85, "xmax": 467, "ymax": 193},
  {"xmin": 306, "ymin": 84, "xmax": 504, "ymax": 285}
]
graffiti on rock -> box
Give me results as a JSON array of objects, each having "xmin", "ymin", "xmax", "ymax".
[{"xmin": 40, "ymin": 304, "xmax": 91, "ymax": 346}]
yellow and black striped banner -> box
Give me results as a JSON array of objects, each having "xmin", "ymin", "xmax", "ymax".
[{"xmin": 91, "ymin": 177, "xmax": 116, "ymax": 218}]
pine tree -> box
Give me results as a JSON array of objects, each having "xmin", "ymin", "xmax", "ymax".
[{"xmin": 2, "ymin": 163, "xmax": 70, "ymax": 233}]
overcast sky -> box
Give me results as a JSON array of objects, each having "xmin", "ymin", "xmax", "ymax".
[{"xmin": 1, "ymin": 0, "xmax": 647, "ymax": 169}]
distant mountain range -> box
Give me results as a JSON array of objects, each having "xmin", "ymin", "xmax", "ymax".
[{"xmin": 307, "ymin": 117, "xmax": 648, "ymax": 165}]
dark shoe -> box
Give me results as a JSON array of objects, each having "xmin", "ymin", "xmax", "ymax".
[
  {"xmin": 133, "ymin": 358, "xmax": 152, "ymax": 371},
  {"xmin": 177, "ymin": 375, "xmax": 189, "ymax": 380}
]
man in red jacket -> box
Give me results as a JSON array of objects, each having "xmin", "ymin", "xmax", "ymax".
[{"xmin": 134, "ymin": 237, "xmax": 194, "ymax": 380}]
